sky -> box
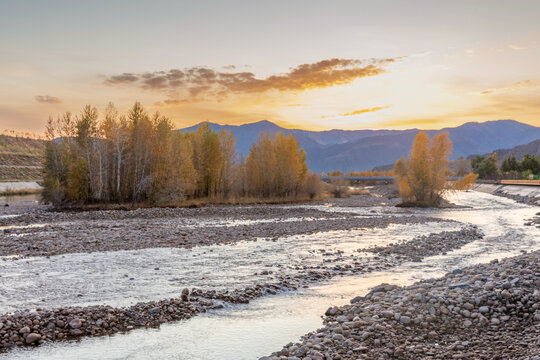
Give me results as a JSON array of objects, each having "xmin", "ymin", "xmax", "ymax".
[{"xmin": 1, "ymin": 0, "xmax": 540, "ymax": 133}]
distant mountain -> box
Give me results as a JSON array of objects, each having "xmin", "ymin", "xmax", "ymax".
[
  {"xmin": 178, "ymin": 119, "xmax": 540, "ymax": 173},
  {"xmin": 468, "ymin": 138, "xmax": 540, "ymax": 163}
]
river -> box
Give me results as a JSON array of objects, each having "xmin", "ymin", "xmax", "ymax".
[{"xmin": 1, "ymin": 191, "xmax": 538, "ymax": 359}]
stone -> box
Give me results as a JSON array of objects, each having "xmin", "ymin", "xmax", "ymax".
[
  {"xmin": 181, "ymin": 288, "xmax": 189, "ymax": 302},
  {"xmin": 325, "ymin": 306, "xmax": 339, "ymax": 316},
  {"xmin": 399, "ymin": 316, "xmax": 411, "ymax": 325},
  {"xmin": 148, "ymin": 307, "xmax": 161, "ymax": 314},
  {"xmin": 479, "ymin": 306, "xmax": 489, "ymax": 314},
  {"xmin": 25, "ymin": 333, "xmax": 41, "ymax": 344},
  {"xmin": 69, "ymin": 318, "xmax": 83, "ymax": 329}
]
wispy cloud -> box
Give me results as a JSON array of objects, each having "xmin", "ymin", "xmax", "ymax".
[
  {"xmin": 35, "ymin": 95, "xmax": 62, "ymax": 104},
  {"xmin": 411, "ymin": 51, "xmax": 432, "ymax": 58},
  {"xmin": 321, "ymin": 105, "xmax": 392, "ymax": 118},
  {"xmin": 104, "ymin": 58, "xmax": 396, "ymax": 105},
  {"xmin": 153, "ymin": 99, "xmax": 190, "ymax": 108},
  {"xmin": 509, "ymin": 44, "xmax": 526, "ymax": 50},
  {"xmin": 478, "ymin": 80, "xmax": 532, "ymax": 95}
]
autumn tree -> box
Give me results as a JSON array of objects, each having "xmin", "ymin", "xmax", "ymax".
[
  {"xmin": 429, "ymin": 132, "xmax": 452, "ymax": 203},
  {"xmin": 394, "ymin": 131, "xmax": 463, "ymax": 206},
  {"xmin": 192, "ymin": 123, "xmax": 222, "ymax": 198},
  {"xmin": 304, "ymin": 172, "xmax": 323, "ymax": 199},
  {"xmin": 42, "ymin": 102, "xmax": 312, "ymax": 206},
  {"xmin": 406, "ymin": 131, "xmax": 432, "ymax": 203},
  {"xmin": 217, "ymin": 129, "xmax": 237, "ymax": 198},
  {"xmin": 246, "ymin": 131, "xmax": 307, "ymax": 198}
]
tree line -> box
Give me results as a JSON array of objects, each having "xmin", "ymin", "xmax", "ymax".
[
  {"xmin": 472, "ymin": 153, "xmax": 540, "ymax": 179},
  {"xmin": 42, "ymin": 102, "xmax": 315, "ymax": 206}
]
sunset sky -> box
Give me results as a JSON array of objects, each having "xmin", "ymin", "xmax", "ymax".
[{"xmin": 1, "ymin": 0, "xmax": 540, "ymax": 132}]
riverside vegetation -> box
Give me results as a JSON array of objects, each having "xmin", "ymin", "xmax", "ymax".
[
  {"xmin": 42, "ymin": 102, "xmax": 320, "ymax": 207},
  {"xmin": 394, "ymin": 131, "xmax": 477, "ymax": 207}
]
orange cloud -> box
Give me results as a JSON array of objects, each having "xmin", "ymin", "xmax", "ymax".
[
  {"xmin": 342, "ymin": 105, "xmax": 392, "ymax": 116},
  {"xmin": 321, "ymin": 105, "xmax": 392, "ymax": 118},
  {"xmin": 153, "ymin": 99, "xmax": 190, "ymax": 108},
  {"xmin": 104, "ymin": 58, "xmax": 395, "ymax": 105}
]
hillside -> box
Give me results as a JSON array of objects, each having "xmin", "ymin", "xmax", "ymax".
[
  {"xmin": 0, "ymin": 135, "xmax": 45, "ymax": 181},
  {"xmin": 179, "ymin": 120, "xmax": 540, "ymax": 173}
]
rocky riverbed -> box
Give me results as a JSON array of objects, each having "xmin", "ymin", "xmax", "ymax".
[
  {"xmin": 0, "ymin": 226, "xmax": 482, "ymax": 350},
  {"xmin": 1, "ymin": 188, "xmax": 538, "ymax": 359},
  {"xmin": 0, "ymin": 188, "xmax": 450, "ymax": 258},
  {"xmin": 263, "ymin": 250, "xmax": 540, "ymax": 360}
]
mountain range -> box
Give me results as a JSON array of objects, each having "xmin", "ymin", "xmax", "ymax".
[{"xmin": 178, "ymin": 120, "xmax": 540, "ymax": 173}]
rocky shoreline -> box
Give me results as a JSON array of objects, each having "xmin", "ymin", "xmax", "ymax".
[
  {"xmin": 0, "ymin": 227, "xmax": 482, "ymax": 351},
  {"xmin": 263, "ymin": 250, "xmax": 540, "ymax": 360}
]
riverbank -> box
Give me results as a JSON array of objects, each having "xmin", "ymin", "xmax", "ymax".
[
  {"xmin": 263, "ymin": 249, "xmax": 540, "ymax": 360},
  {"xmin": 473, "ymin": 183, "xmax": 540, "ymax": 206}
]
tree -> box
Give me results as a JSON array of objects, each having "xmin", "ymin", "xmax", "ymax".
[
  {"xmin": 193, "ymin": 123, "xmax": 222, "ymax": 198},
  {"xmin": 394, "ymin": 156, "xmax": 411, "ymax": 200},
  {"xmin": 471, "ymin": 155, "xmax": 485, "ymax": 178},
  {"xmin": 394, "ymin": 131, "xmax": 457, "ymax": 206},
  {"xmin": 482, "ymin": 153, "xmax": 499, "ymax": 177},
  {"xmin": 429, "ymin": 132, "xmax": 452, "ymax": 203},
  {"xmin": 101, "ymin": 103, "xmax": 129, "ymax": 201},
  {"xmin": 520, "ymin": 154, "xmax": 540, "ymax": 175},
  {"xmin": 453, "ymin": 157, "xmax": 471, "ymax": 177},
  {"xmin": 304, "ymin": 173, "xmax": 323, "ymax": 199},
  {"xmin": 246, "ymin": 131, "xmax": 307, "ymax": 198},
  {"xmin": 127, "ymin": 102, "xmax": 154, "ymax": 203},
  {"xmin": 407, "ymin": 131, "xmax": 431, "ymax": 203},
  {"xmin": 451, "ymin": 172, "xmax": 479, "ymax": 191},
  {"xmin": 501, "ymin": 154, "xmax": 520, "ymax": 173},
  {"xmin": 217, "ymin": 129, "xmax": 237, "ymax": 198},
  {"xmin": 42, "ymin": 102, "xmax": 311, "ymax": 206}
]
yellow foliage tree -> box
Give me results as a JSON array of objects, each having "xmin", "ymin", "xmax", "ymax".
[
  {"xmin": 246, "ymin": 131, "xmax": 307, "ymax": 198},
  {"xmin": 394, "ymin": 131, "xmax": 458, "ymax": 206},
  {"xmin": 42, "ymin": 102, "xmax": 313, "ymax": 206}
]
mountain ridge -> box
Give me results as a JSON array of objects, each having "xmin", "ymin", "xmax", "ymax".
[{"xmin": 178, "ymin": 119, "xmax": 540, "ymax": 173}]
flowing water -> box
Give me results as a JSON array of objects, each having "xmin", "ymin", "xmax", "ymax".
[{"xmin": 1, "ymin": 191, "xmax": 539, "ymax": 360}]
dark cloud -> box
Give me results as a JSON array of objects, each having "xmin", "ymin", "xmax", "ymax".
[
  {"xmin": 104, "ymin": 73, "xmax": 138, "ymax": 85},
  {"xmin": 35, "ymin": 95, "xmax": 62, "ymax": 104},
  {"xmin": 104, "ymin": 58, "xmax": 395, "ymax": 103}
]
